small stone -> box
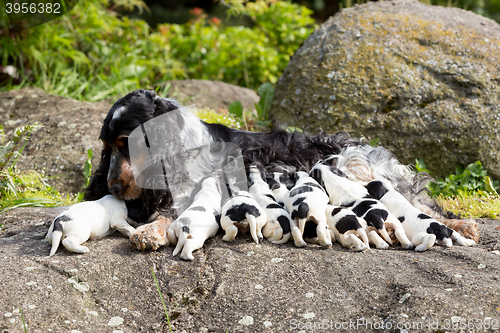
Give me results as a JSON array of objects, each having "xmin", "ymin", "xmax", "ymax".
[
  {"xmin": 69, "ymin": 268, "xmax": 78, "ymax": 273},
  {"xmin": 454, "ymin": 274, "xmax": 462, "ymax": 278},
  {"xmin": 303, "ymin": 312, "xmax": 315, "ymax": 319},
  {"xmin": 9, "ymin": 319, "xmax": 15, "ymax": 323},
  {"xmin": 26, "ymin": 281, "xmax": 36, "ymax": 286},
  {"xmin": 4, "ymin": 313, "xmax": 12, "ymax": 317},
  {"xmin": 71, "ymin": 331, "xmax": 82, "ymax": 333},
  {"xmin": 271, "ymin": 258, "xmax": 283, "ymax": 263},
  {"xmin": 305, "ymin": 293, "xmax": 314, "ymax": 298},
  {"xmin": 24, "ymin": 267, "xmax": 35, "ymax": 271},
  {"xmin": 73, "ymin": 282, "xmax": 90, "ymax": 292},
  {"xmin": 478, "ymin": 264, "xmax": 486, "ymax": 269},
  {"xmin": 451, "ymin": 316, "xmax": 461, "ymax": 323},
  {"xmin": 255, "ymin": 285, "xmax": 264, "ymax": 290},
  {"xmin": 445, "ymin": 288, "xmax": 453, "ymax": 292},
  {"xmin": 64, "ymin": 320, "xmax": 71, "ymax": 324},
  {"xmin": 28, "ymin": 305, "xmax": 36, "ymax": 309},
  {"xmin": 112, "ymin": 331, "xmax": 124, "ymax": 333},
  {"xmin": 68, "ymin": 276, "xmax": 79, "ymax": 284},
  {"xmin": 491, "ymin": 250, "xmax": 500, "ymax": 255},
  {"xmin": 108, "ymin": 316, "xmax": 124, "ymax": 326},
  {"xmin": 399, "ymin": 293, "xmax": 411, "ymax": 303},
  {"xmin": 263, "ymin": 321, "xmax": 272, "ymax": 327},
  {"xmin": 247, "ymin": 251, "xmax": 254, "ymax": 256},
  {"xmin": 121, "ymin": 308, "xmax": 128, "ymax": 312},
  {"xmin": 238, "ymin": 316, "xmax": 254, "ymax": 325},
  {"xmin": 89, "ymin": 311, "xmax": 98, "ymax": 316}
]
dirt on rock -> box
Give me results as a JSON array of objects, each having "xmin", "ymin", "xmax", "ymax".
[{"xmin": 1, "ymin": 208, "xmax": 499, "ymax": 332}]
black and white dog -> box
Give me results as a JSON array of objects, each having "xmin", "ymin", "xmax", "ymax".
[
  {"xmin": 167, "ymin": 176, "xmax": 222, "ymax": 260},
  {"xmin": 285, "ymin": 171, "xmax": 331, "ymax": 248},
  {"xmin": 366, "ymin": 178, "xmax": 476, "ymax": 251},
  {"xmin": 220, "ymin": 190, "xmax": 266, "ymax": 244},
  {"xmin": 248, "ymin": 165, "xmax": 291, "ymax": 244},
  {"xmin": 83, "ymin": 89, "xmax": 473, "ymax": 251},
  {"xmin": 46, "ymin": 195, "xmax": 134, "ymax": 256},
  {"xmin": 325, "ymin": 205, "xmax": 369, "ymax": 252}
]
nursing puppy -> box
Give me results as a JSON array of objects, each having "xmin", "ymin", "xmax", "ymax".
[
  {"xmin": 248, "ymin": 166, "xmax": 291, "ymax": 244},
  {"xmin": 351, "ymin": 199, "xmax": 414, "ymax": 249},
  {"xmin": 309, "ymin": 164, "xmax": 397, "ymax": 248},
  {"xmin": 285, "ymin": 171, "xmax": 331, "ymax": 248},
  {"xmin": 167, "ymin": 176, "xmax": 222, "ymax": 260},
  {"xmin": 46, "ymin": 195, "xmax": 134, "ymax": 256},
  {"xmin": 326, "ymin": 205, "xmax": 369, "ymax": 251},
  {"xmin": 366, "ymin": 178, "xmax": 476, "ymax": 252},
  {"xmin": 266, "ymin": 171, "xmax": 295, "ymax": 207},
  {"xmin": 220, "ymin": 191, "xmax": 266, "ymax": 244}
]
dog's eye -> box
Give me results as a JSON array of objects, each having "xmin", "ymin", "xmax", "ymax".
[{"xmin": 102, "ymin": 140, "xmax": 112, "ymax": 150}]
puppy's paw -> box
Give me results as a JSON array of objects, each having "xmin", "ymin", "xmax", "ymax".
[
  {"xmin": 376, "ymin": 242, "xmax": 390, "ymax": 250},
  {"xmin": 129, "ymin": 215, "xmax": 172, "ymax": 251}
]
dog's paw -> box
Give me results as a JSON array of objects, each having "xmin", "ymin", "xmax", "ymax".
[{"xmin": 129, "ymin": 216, "xmax": 172, "ymax": 251}]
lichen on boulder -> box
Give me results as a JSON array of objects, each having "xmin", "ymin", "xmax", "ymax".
[{"xmin": 270, "ymin": 0, "xmax": 500, "ymax": 180}]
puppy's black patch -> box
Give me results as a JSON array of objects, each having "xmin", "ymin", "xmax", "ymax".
[
  {"xmin": 365, "ymin": 181, "xmax": 388, "ymax": 200},
  {"xmin": 292, "ymin": 197, "xmax": 306, "ymax": 206},
  {"xmin": 266, "ymin": 203, "xmax": 282, "ymax": 209},
  {"xmin": 398, "ymin": 216, "xmax": 405, "ymax": 222},
  {"xmin": 291, "ymin": 202, "xmax": 309, "ymax": 220},
  {"xmin": 277, "ymin": 215, "xmax": 291, "ymax": 234},
  {"xmin": 303, "ymin": 220, "xmax": 317, "ymax": 238},
  {"xmin": 265, "ymin": 194, "xmax": 276, "ymax": 201},
  {"xmin": 302, "ymin": 182, "xmax": 325, "ymax": 191},
  {"xmin": 53, "ymin": 215, "xmax": 71, "ymax": 232},
  {"xmin": 418, "ymin": 213, "xmax": 432, "ymax": 219},
  {"xmin": 280, "ymin": 173, "xmax": 295, "ymax": 190},
  {"xmin": 364, "ymin": 209, "xmax": 388, "ymax": 229},
  {"xmin": 189, "ymin": 206, "xmax": 206, "ymax": 212},
  {"xmin": 181, "ymin": 226, "xmax": 190, "ymax": 233},
  {"xmin": 214, "ymin": 214, "xmax": 221, "ymax": 226},
  {"xmin": 329, "ymin": 166, "xmax": 347, "ymax": 178},
  {"xmin": 331, "ymin": 207, "xmax": 343, "ymax": 216},
  {"xmin": 426, "ymin": 222, "xmax": 453, "ymax": 240},
  {"xmin": 277, "ymin": 201, "xmax": 284, "ymax": 207},
  {"xmin": 226, "ymin": 203, "xmax": 261, "ymax": 223},
  {"xmin": 265, "ymin": 176, "xmax": 280, "ymax": 190},
  {"xmin": 336, "ymin": 215, "xmax": 362, "ymax": 234},
  {"xmin": 352, "ymin": 200, "xmax": 378, "ymax": 217},
  {"xmin": 290, "ymin": 186, "xmax": 314, "ymax": 197}
]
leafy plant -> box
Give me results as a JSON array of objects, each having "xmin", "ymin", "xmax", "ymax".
[
  {"xmin": 254, "ymin": 82, "xmax": 275, "ymax": 120},
  {"xmin": 228, "ymin": 101, "xmax": 244, "ymax": 118}
]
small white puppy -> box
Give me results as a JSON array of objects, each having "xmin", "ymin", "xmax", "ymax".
[
  {"xmin": 220, "ymin": 191, "xmax": 266, "ymax": 244},
  {"xmin": 167, "ymin": 176, "xmax": 222, "ymax": 260},
  {"xmin": 248, "ymin": 165, "xmax": 291, "ymax": 244},
  {"xmin": 45, "ymin": 195, "xmax": 134, "ymax": 256},
  {"xmin": 365, "ymin": 178, "xmax": 476, "ymax": 251}
]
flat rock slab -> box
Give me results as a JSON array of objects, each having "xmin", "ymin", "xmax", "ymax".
[{"xmin": 1, "ymin": 208, "xmax": 499, "ymax": 332}]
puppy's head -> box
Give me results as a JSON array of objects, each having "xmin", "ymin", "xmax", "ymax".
[{"xmin": 99, "ymin": 89, "xmax": 180, "ymax": 200}]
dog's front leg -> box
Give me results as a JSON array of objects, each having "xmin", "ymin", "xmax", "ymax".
[{"xmin": 129, "ymin": 215, "xmax": 173, "ymax": 251}]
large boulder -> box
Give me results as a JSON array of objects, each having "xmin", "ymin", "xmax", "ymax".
[{"xmin": 270, "ymin": 0, "xmax": 500, "ymax": 180}]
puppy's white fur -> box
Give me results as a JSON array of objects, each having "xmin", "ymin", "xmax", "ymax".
[
  {"xmin": 366, "ymin": 178, "xmax": 476, "ymax": 252},
  {"xmin": 220, "ymin": 191, "xmax": 267, "ymax": 244},
  {"xmin": 167, "ymin": 176, "xmax": 222, "ymax": 260},
  {"xmin": 326, "ymin": 205, "xmax": 369, "ymax": 251},
  {"xmin": 45, "ymin": 195, "xmax": 133, "ymax": 256},
  {"xmin": 285, "ymin": 171, "xmax": 331, "ymax": 248},
  {"xmin": 248, "ymin": 166, "xmax": 291, "ymax": 244}
]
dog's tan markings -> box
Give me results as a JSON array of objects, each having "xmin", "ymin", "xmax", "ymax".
[
  {"xmin": 438, "ymin": 218, "xmax": 479, "ymax": 242},
  {"xmin": 116, "ymin": 159, "xmax": 142, "ymax": 200},
  {"xmin": 129, "ymin": 215, "xmax": 173, "ymax": 251}
]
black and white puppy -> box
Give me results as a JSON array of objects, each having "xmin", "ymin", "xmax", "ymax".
[
  {"xmin": 46, "ymin": 195, "xmax": 134, "ymax": 256},
  {"xmin": 351, "ymin": 199, "xmax": 414, "ymax": 249},
  {"xmin": 167, "ymin": 176, "xmax": 222, "ymax": 260},
  {"xmin": 248, "ymin": 166, "xmax": 291, "ymax": 244},
  {"xmin": 220, "ymin": 191, "xmax": 266, "ymax": 244},
  {"xmin": 266, "ymin": 171, "xmax": 295, "ymax": 207},
  {"xmin": 365, "ymin": 178, "xmax": 476, "ymax": 252},
  {"xmin": 309, "ymin": 164, "xmax": 395, "ymax": 248},
  {"xmin": 285, "ymin": 171, "xmax": 331, "ymax": 248},
  {"xmin": 325, "ymin": 205, "xmax": 369, "ymax": 251}
]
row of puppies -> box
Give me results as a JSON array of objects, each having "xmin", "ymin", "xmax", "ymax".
[{"xmin": 46, "ymin": 164, "xmax": 475, "ymax": 258}]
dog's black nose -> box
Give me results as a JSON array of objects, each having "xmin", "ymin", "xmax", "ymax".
[{"xmin": 109, "ymin": 183, "xmax": 123, "ymax": 195}]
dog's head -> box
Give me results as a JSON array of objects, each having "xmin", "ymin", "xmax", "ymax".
[{"xmin": 85, "ymin": 89, "xmax": 180, "ymax": 202}]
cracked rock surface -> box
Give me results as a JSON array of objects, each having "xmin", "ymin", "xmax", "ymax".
[{"xmin": 1, "ymin": 208, "xmax": 499, "ymax": 332}]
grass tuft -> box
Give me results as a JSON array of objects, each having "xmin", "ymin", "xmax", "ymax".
[{"xmin": 151, "ymin": 267, "xmax": 173, "ymax": 333}]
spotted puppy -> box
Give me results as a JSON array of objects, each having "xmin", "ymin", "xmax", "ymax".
[
  {"xmin": 285, "ymin": 171, "xmax": 331, "ymax": 248},
  {"xmin": 248, "ymin": 166, "xmax": 291, "ymax": 244},
  {"xmin": 266, "ymin": 171, "xmax": 295, "ymax": 207},
  {"xmin": 167, "ymin": 176, "xmax": 222, "ymax": 260},
  {"xmin": 326, "ymin": 205, "xmax": 369, "ymax": 251},
  {"xmin": 366, "ymin": 178, "xmax": 476, "ymax": 251},
  {"xmin": 350, "ymin": 199, "xmax": 414, "ymax": 250},
  {"xmin": 220, "ymin": 191, "xmax": 266, "ymax": 244},
  {"xmin": 46, "ymin": 195, "xmax": 134, "ymax": 256}
]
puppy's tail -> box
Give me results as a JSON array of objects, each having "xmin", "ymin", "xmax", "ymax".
[
  {"xmin": 49, "ymin": 231, "xmax": 62, "ymax": 257},
  {"xmin": 247, "ymin": 214, "xmax": 262, "ymax": 244},
  {"xmin": 172, "ymin": 226, "xmax": 191, "ymax": 257},
  {"xmin": 48, "ymin": 216, "xmax": 66, "ymax": 256}
]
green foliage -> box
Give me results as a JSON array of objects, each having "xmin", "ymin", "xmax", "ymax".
[
  {"xmin": 228, "ymin": 101, "xmax": 244, "ymax": 118},
  {"xmin": 1, "ymin": 0, "xmax": 316, "ymax": 101},
  {"xmin": 369, "ymin": 137, "xmax": 380, "ymax": 147},
  {"xmin": 417, "ymin": 160, "xmax": 499, "ymax": 198},
  {"xmin": 254, "ymin": 82, "xmax": 275, "ymax": 120},
  {"xmin": 437, "ymin": 192, "xmax": 500, "ymax": 219}
]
